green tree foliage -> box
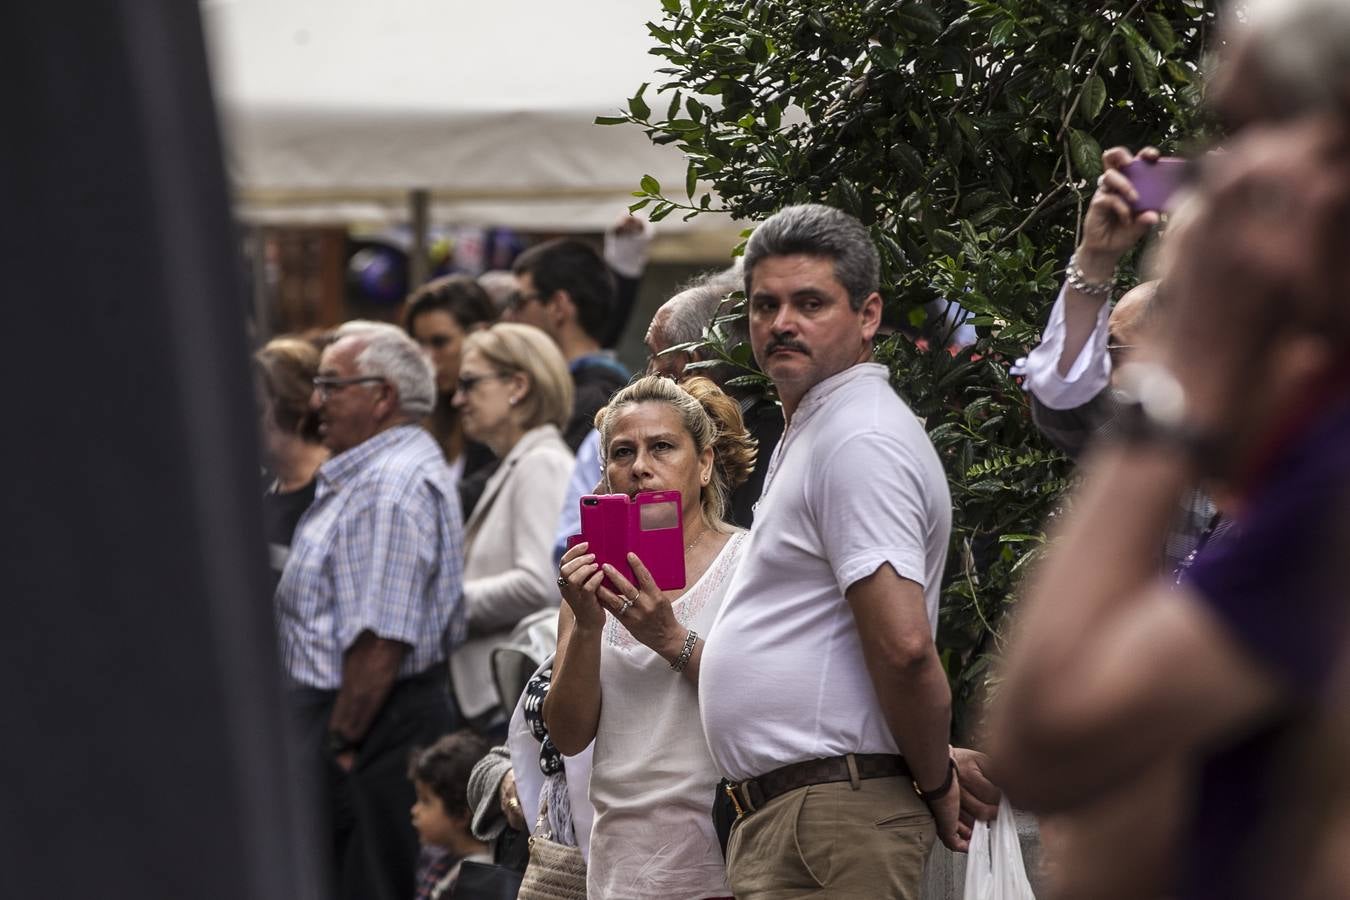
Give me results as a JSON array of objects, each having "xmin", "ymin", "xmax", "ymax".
[{"xmin": 604, "ymin": 0, "xmax": 1217, "ymax": 735}]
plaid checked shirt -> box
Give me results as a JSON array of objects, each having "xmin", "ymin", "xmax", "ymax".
[{"xmin": 275, "ymin": 424, "xmax": 466, "ymax": 689}]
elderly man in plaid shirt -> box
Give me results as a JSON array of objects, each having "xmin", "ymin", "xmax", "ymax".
[{"xmin": 276, "ymin": 321, "xmax": 465, "ymax": 900}]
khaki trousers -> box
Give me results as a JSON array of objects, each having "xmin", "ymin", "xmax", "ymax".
[{"xmin": 726, "ymin": 774, "xmax": 935, "ymax": 899}]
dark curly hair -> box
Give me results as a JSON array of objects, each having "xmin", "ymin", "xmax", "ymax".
[
  {"xmin": 407, "ymin": 731, "xmax": 490, "ymax": 817},
  {"xmin": 402, "ymin": 274, "xmax": 497, "ymax": 334}
]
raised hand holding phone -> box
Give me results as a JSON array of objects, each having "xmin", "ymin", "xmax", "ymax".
[
  {"xmin": 1076, "ymin": 146, "xmax": 1164, "ymax": 282},
  {"xmin": 597, "ymin": 553, "xmax": 691, "ymax": 665}
]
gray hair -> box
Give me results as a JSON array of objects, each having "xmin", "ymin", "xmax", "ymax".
[
  {"xmin": 662, "ymin": 265, "xmax": 744, "ymax": 347},
  {"xmin": 334, "ymin": 320, "xmax": 436, "ymax": 417},
  {"xmin": 476, "ymin": 270, "xmax": 518, "ymax": 317},
  {"xmin": 742, "ymin": 204, "xmax": 880, "ymax": 311},
  {"xmin": 1243, "ymin": 0, "xmax": 1350, "ymax": 114}
]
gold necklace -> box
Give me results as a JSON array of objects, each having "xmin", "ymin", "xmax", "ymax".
[{"xmin": 685, "ymin": 527, "xmax": 708, "ymax": 552}]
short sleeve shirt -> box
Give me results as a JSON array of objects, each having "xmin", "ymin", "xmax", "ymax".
[
  {"xmin": 275, "ymin": 424, "xmax": 466, "ymax": 689},
  {"xmin": 699, "ymin": 364, "xmax": 952, "ymax": 781}
]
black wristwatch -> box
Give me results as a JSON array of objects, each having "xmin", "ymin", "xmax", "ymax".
[
  {"xmin": 326, "ymin": 730, "xmax": 359, "ymax": 757},
  {"xmin": 1110, "ymin": 362, "xmax": 1226, "ymax": 471},
  {"xmin": 913, "ymin": 757, "xmax": 957, "ymax": 803}
]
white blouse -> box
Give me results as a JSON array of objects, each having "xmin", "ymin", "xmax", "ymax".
[{"xmin": 587, "ymin": 531, "xmax": 747, "ymax": 899}]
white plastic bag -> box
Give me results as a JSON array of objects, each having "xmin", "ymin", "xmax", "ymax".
[{"xmin": 963, "ymin": 796, "xmax": 1036, "ymax": 899}]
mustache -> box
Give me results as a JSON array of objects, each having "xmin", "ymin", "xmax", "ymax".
[{"xmin": 766, "ymin": 337, "xmax": 809, "ymax": 355}]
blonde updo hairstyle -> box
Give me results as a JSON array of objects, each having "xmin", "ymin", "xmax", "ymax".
[
  {"xmin": 594, "ymin": 375, "xmax": 758, "ymax": 530},
  {"xmin": 462, "ymin": 323, "xmax": 574, "ymax": 431}
]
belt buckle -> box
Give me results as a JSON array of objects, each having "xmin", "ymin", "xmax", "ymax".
[{"xmin": 726, "ymin": 781, "xmax": 757, "ymax": 819}]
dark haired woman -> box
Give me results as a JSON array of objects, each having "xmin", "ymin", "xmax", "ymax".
[{"xmin": 403, "ymin": 274, "xmax": 500, "ymax": 515}]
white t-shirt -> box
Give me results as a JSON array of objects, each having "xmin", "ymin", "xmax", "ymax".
[
  {"xmin": 588, "ymin": 531, "xmax": 747, "ymax": 900},
  {"xmin": 700, "ymin": 363, "xmax": 951, "ymax": 782}
]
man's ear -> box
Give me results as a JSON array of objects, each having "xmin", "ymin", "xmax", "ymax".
[
  {"xmin": 373, "ymin": 382, "xmax": 400, "ymax": 420},
  {"xmin": 550, "ymin": 290, "xmax": 576, "ymax": 330},
  {"xmin": 859, "ymin": 291, "xmax": 883, "ymax": 342}
]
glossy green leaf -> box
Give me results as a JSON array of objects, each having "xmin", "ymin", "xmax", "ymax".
[
  {"xmin": 892, "ymin": 1, "xmax": 942, "ymax": 39},
  {"xmin": 1068, "ymin": 128, "xmax": 1103, "ymax": 178},
  {"xmin": 1081, "ymin": 74, "xmax": 1106, "ymax": 122},
  {"xmin": 1145, "ymin": 11, "xmax": 1178, "ymax": 54},
  {"xmin": 628, "ymin": 84, "xmax": 651, "ymax": 120}
]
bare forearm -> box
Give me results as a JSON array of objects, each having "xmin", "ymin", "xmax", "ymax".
[
  {"xmin": 994, "ymin": 443, "xmax": 1194, "ymax": 788},
  {"xmin": 543, "ymin": 612, "xmax": 603, "ymax": 757},
  {"xmin": 651, "ymin": 627, "xmax": 704, "ymax": 686},
  {"xmin": 1006, "ymin": 445, "xmax": 1190, "ymax": 685},
  {"xmin": 873, "ymin": 650, "xmax": 954, "ymax": 789},
  {"xmin": 329, "ymin": 633, "xmax": 408, "ymax": 742},
  {"xmin": 848, "ymin": 569, "xmax": 952, "ymax": 786}
]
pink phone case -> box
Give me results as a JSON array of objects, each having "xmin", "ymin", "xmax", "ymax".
[
  {"xmin": 1121, "ymin": 157, "xmax": 1190, "ymax": 213},
  {"xmin": 573, "ymin": 490, "xmax": 686, "ymax": 592}
]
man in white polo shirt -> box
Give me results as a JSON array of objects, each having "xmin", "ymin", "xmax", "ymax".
[{"xmin": 699, "ymin": 203, "xmax": 962, "ymax": 898}]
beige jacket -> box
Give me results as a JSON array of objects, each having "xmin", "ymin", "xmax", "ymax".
[{"xmin": 450, "ymin": 424, "xmax": 573, "ymax": 719}]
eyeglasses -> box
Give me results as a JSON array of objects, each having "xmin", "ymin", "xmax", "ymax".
[
  {"xmin": 507, "ymin": 290, "xmax": 547, "ymax": 311},
  {"xmin": 312, "ymin": 375, "xmax": 386, "ymax": 399},
  {"xmin": 455, "ymin": 372, "xmax": 512, "ymax": 394}
]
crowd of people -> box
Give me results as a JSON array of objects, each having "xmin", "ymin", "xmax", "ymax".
[{"xmin": 253, "ymin": 2, "xmax": 1350, "ymax": 898}]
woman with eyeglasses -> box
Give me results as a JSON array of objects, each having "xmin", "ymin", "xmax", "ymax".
[
  {"xmin": 448, "ymin": 322, "xmax": 576, "ymax": 734},
  {"xmin": 403, "ymin": 275, "xmax": 500, "ymax": 516}
]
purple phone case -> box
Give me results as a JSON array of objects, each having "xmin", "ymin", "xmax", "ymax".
[
  {"xmin": 1122, "ymin": 157, "xmax": 1189, "ymax": 213},
  {"xmin": 576, "ymin": 491, "xmax": 686, "ymax": 592}
]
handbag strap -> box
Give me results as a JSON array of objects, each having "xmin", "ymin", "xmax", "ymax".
[{"xmin": 533, "ymin": 791, "xmax": 552, "ymax": 841}]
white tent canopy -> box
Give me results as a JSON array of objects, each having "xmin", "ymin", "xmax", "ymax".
[{"xmin": 203, "ymin": 0, "xmax": 733, "ymax": 246}]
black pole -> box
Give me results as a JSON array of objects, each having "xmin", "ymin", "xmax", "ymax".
[{"xmin": 0, "ymin": 3, "xmax": 319, "ymax": 898}]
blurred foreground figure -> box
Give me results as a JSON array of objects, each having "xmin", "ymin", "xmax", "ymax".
[
  {"xmin": 276, "ymin": 322, "xmax": 465, "ymax": 900},
  {"xmin": 991, "ymin": 110, "xmax": 1350, "ymax": 900}
]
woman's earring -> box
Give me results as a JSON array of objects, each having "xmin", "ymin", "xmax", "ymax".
[{"xmin": 508, "ymin": 396, "xmax": 518, "ymax": 406}]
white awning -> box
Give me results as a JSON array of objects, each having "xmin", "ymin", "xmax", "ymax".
[{"xmin": 202, "ymin": 0, "xmax": 736, "ymax": 246}]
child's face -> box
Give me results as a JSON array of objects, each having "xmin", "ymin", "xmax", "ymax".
[{"xmin": 410, "ymin": 780, "xmax": 458, "ymax": 848}]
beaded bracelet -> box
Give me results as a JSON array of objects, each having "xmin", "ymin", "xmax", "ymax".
[
  {"xmin": 1064, "ymin": 253, "xmax": 1115, "ymax": 298},
  {"xmin": 670, "ymin": 629, "xmax": 699, "ymax": 673}
]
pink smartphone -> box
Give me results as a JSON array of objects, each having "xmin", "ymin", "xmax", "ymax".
[
  {"xmin": 570, "ymin": 490, "xmax": 686, "ymax": 592},
  {"xmin": 1121, "ymin": 157, "xmax": 1190, "ymax": 213}
]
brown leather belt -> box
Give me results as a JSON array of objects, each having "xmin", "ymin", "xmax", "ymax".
[{"xmin": 725, "ymin": 753, "xmax": 911, "ymax": 819}]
